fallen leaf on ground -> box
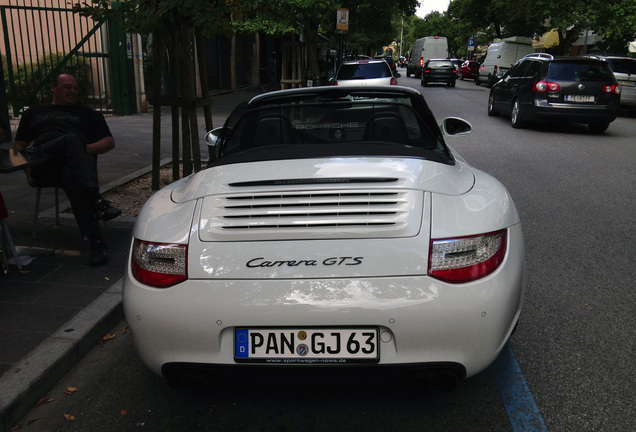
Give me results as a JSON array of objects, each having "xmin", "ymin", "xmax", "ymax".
[
  {"xmin": 27, "ymin": 418, "xmax": 40, "ymax": 426},
  {"xmin": 9, "ymin": 424, "xmax": 22, "ymax": 430},
  {"xmin": 35, "ymin": 397, "xmax": 55, "ymax": 407},
  {"xmin": 65, "ymin": 387, "xmax": 78, "ymax": 395},
  {"xmin": 99, "ymin": 333, "xmax": 117, "ymax": 345},
  {"xmin": 121, "ymin": 408, "xmax": 128, "ymax": 416},
  {"xmin": 64, "ymin": 414, "xmax": 76, "ymax": 421}
]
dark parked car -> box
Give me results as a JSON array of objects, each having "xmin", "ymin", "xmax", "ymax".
[
  {"xmin": 458, "ymin": 60, "xmax": 479, "ymax": 80},
  {"xmin": 488, "ymin": 55, "xmax": 621, "ymax": 133},
  {"xmin": 421, "ymin": 59, "xmax": 457, "ymax": 87},
  {"xmin": 375, "ymin": 56, "xmax": 398, "ymax": 75}
]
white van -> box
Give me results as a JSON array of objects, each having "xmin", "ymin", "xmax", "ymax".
[
  {"xmin": 406, "ymin": 36, "xmax": 448, "ymax": 78},
  {"xmin": 476, "ymin": 36, "xmax": 533, "ymax": 87}
]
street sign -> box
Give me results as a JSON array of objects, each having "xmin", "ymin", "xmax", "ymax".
[
  {"xmin": 337, "ymin": 8, "xmax": 349, "ymax": 32},
  {"xmin": 468, "ymin": 37, "xmax": 475, "ymax": 52}
]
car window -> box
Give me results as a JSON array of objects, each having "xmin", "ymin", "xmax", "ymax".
[
  {"xmin": 524, "ymin": 60, "xmax": 543, "ymax": 77},
  {"xmin": 509, "ymin": 61, "xmax": 530, "ymax": 78},
  {"xmin": 547, "ymin": 62, "xmax": 615, "ymax": 81},
  {"xmin": 606, "ymin": 58, "xmax": 636, "ymax": 74},
  {"xmin": 428, "ymin": 61, "xmax": 453, "ymax": 68},
  {"xmin": 338, "ymin": 63, "xmax": 391, "ymax": 79}
]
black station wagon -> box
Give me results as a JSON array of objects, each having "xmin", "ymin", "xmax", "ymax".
[{"xmin": 488, "ymin": 55, "xmax": 621, "ymax": 133}]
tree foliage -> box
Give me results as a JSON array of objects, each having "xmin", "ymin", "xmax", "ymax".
[{"xmin": 439, "ymin": 0, "xmax": 634, "ymax": 56}]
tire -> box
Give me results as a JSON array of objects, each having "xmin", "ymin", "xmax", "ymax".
[
  {"xmin": 487, "ymin": 92, "xmax": 499, "ymax": 116},
  {"xmin": 589, "ymin": 123, "xmax": 609, "ymax": 133},
  {"xmin": 511, "ymin": 99, "xmax": 526, "ymax": 128},
  {"xmin": 450, "ymin": 79, "xmax": 456, "ymax": 88},
  {"xmin": 475, "ymin": 76, "xmax": 481, "ymax": 86},
  {"xmin": 421, "ymin": 79, "xmax": 428, "ymax": 87}
]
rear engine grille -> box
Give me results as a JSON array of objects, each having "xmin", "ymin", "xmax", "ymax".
[{"xmin": 200, "ymin": 188, "xmax": 422, "ymax": 240}]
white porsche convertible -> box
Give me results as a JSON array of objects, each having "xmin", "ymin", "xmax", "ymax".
[{"xmin": 124, "ymin": 86, "xmax": 525, "ymax": 390}]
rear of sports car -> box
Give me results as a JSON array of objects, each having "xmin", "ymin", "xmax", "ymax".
[{"xmin": 123, "ymin": 155, "xmax": 525, "ymax": 388}]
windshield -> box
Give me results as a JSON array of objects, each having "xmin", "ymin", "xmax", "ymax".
[{"xmin": 212, "ymin": 92, "xmax": 453, "ymax": 166}]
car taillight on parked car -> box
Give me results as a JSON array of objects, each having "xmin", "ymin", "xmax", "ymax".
[
  {"xmin": 131, "ymin": 239, "xmax": 187, "ymax": 288},
  {"xmin": 390, "ymin": 77, "xmax": 397, "ymax": 85},
  {"xmin": 602, "ymin": 84, "xmax": 621, "ymax": 94},
  {"xmin": 429, "ymin": 230, "xmax": 507, "ymax": 283},
  {"xmin": 533, "ymin": 81, "xmax": 561, "ymax": 92}
]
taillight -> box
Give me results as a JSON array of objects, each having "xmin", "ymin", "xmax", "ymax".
[
  {"xmin": 429, "ymin": 230, "xmax": 507, "ymax": 283},
  {"xmin": 131, "ymin": 239, "xmax": 187, "ymax": 288},
  {"xmin": 534, "ymin": 81, "xmax": 560, "ymax": 92},
  {"xmin": 420, "ymin": 57, "xmax": 423, "ymax": 67},
  {"xmin": 390, "ymin": 77, "xmax": 397, "ymax": 85},
  {"xmin": 603, "ymin": 84, "xmax": 621, "ymax": 94},
  {"xmin": 493, "ymin": 65, "xmax": 498, "ymax": 75}
]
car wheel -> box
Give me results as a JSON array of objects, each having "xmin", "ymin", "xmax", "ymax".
[
  {"xmin": 421, "ymin": 79, "xmax": 428, "ymax": 87},
  {"xmin": 459, "ymin": 72, "xmax": 464, "ymax": 80},
  {"xmin": 486, "ymin": 74, "xmax": 494, "ymax": 88},
  {"xmin": 450, "ymin": 80, "xmax": 456, "ymax": 88},
  {"xmin": 511, "ymin": 99, "xmax": 526, "ymax": 128},
  {"xmin": 487, "ymin": 92, "xmax": 499, "ymax": 116},
  {"xmin": 589, "ymin": 123, "xmax": 609, "ymax": 133},
  {"xmin": 475, "ymin": 76, "xmax": 481, "ymax": 86}
]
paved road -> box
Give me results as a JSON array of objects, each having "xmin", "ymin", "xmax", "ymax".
[{"xmin": 14, "ymin": 76, "xmax": 636, "ymax": 432}]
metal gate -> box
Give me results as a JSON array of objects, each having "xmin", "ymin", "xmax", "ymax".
[{"xmin": 0, "ymin": 0, "xmax": 124, "ymax": 116}]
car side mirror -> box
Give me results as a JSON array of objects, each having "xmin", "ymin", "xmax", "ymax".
[
  {"xmin": 441, "ymin": 117, "xmax": 472, "ymax": 136},
  {"xmin": 204, "ymin": 127, "xmax": 223, "ymax": 161}
]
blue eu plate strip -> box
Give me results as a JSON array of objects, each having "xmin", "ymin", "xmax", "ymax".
[{"xmin": 235, "ymin": 329, "xmax": 249, "ymax": 358}]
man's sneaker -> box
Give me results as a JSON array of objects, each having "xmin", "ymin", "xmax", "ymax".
[
  {"xmin": 89, "ymin": 238, "xmax": 108, "ymax": 266},
  {"xmin": 95, "ymin": 199, "xmax": 122, "ymax": 221}
]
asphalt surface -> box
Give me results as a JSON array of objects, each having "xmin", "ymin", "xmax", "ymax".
[{"xmin": 0, "ymin": 87, "xmax": 261, "ymax": 431}]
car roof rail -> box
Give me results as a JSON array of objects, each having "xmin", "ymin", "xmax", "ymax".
[{"xmin": 523, "ymin": 53, "xmax": 554, "ymax": 60}]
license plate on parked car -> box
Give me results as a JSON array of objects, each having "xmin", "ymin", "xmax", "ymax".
[
  {"xmin": 234, "ymin": 328, "xmax": 379, "ymax": 363},
  {"xmin": 565, "ymin": 95, "xmax": 595, "ymax": 103},
  {"xmin": 618, "ymin": 80, "xmax": 635, "ymax": 87}
]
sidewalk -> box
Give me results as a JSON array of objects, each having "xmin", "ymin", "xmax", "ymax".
[{"xmin": 0, "ymin": 87, "xmax": 261, "ymax": 431}]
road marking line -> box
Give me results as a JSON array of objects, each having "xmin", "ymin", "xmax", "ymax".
[{"xmin": 492, "ymin": 343, "xmax": 548, "ymax": 432}]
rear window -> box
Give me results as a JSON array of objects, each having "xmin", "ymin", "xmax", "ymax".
[
  {"xmin": 605, "ymin": 58, "xmax": 636, "ymax": 74},
  {"xmin": 547, "ymin": 62, "xmax": 615, "ymax": 81},
  {"xmin": 428, "ymin": 61, "xmax": 453, "ymax": 68},
  {"xmin": 337, "ymin": 62, "xmax": 391, "ymax": 80}
]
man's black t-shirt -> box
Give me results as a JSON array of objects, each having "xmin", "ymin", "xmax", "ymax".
[{"xmin": 15, "ymin": 104, "xmax": 112, "ymax": 147}]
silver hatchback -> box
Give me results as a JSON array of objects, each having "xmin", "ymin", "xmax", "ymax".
[
  {"xmin": 334, "ymin": 60, "xmax": 397, "ymax": 86},
  {"xmin": 592, "ymin": 55, "xmax": 636, "ymax": 116}
]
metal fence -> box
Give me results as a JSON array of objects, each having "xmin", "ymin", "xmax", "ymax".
[{"xmin": 0, "ymin": 0, "xmax": 113, "ymax": 116}]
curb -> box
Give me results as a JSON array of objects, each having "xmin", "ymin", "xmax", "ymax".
[{"xmin": 0, "ymin": 280, "xmax": 124, "ymax": 432}]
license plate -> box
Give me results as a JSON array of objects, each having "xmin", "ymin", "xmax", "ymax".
[
  {"xmin": 565, "ymin": 95, "xmax": 595, "ymax": 103},
  {"xmin": 618, "ymin": 80, "xmax": 635, "ymax": 87},
  {"xmin": 235, "ymin": 328, "xmax": 379, "ymax": 364}
]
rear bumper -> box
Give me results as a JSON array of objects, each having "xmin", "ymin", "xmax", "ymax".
[{"xmin": 528, "ymin": 99, "xmax": 619, "ymax": 123}]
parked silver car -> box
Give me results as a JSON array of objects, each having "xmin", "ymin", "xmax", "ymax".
[
  {"xmin": 334, "ymin": 59, "xmax": 397, "ymax": 86},
  {"xmin": 588, "ymin": 55, "xmax": 636, "ymax": 116}
]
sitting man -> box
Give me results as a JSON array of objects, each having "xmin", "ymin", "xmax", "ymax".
[{"xmin": 13, "ymin": 72, "xmax": 121, "ymax": 266}]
